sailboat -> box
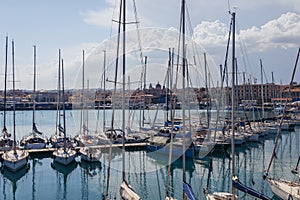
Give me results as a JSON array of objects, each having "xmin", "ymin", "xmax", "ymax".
[
  {"xmin": 117, "ymin": 0, "xmax": 141, "ymax": 199},
  {"xmin": 76, "ymin": 50, "xmax": 102, "ymax": 162},
  {"xmin": 74, "ymin": 50, "xmax": 99, "ymax": 147},
  {"xmin": 20, "ymin": 45, "xmax": 48, "ymax": 149},
  {"xmin": 146, "ymin": 48, "xmax": 195, "ymax": 159},
  {"xmin": 52, "ymin": 53, "xmax": 77, "ymax": 166},
  {"xmin": 177, "ymin": 1, "xmax": 198, "ymax": 199},
  {"xmin": 94, "ymin": 50, "xmax": 112, "ymax": 145},
  {"xmin": 2, "ymin": 39, "xmax": 29, "ymax": 172},
  {"xmin": 0, "ymin": 36, "xmax": 13, "ymax": 151},
  {"xmin": 263, "ymin": 48, "xmax": 300, "ymax": 199},
  {"xmin": 165, "ymin": 49, "xmax": 177, "ymax": 199},
  {"xmin": 50, "ymin": 49, "xmax": 76, "ymax": 148},
  {"xmin": 205, "ymin": 11, "xmax": 238, "ymax": 200},
  {"xmin": 79, "ymin": 146, "xmax": 101, "ymax": 162},
  {"xmin": 206, "ymin": 11, "xmax": 270, "ymax": 200}
]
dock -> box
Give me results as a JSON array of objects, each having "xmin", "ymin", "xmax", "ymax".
[{"xmin": 0, "ymin": 143, "xmax": 148, "ymax": 156}]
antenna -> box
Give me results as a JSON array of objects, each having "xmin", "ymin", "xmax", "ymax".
[
  {"xmin": 227, "ymin": 0, "xmax": 231, "ymax": 14},
  {"xmin": 228, "ymin": 0, "xmax": 237, "ymax": 15}
]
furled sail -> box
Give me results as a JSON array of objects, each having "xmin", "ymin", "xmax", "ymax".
[
  {"xmin": 183, "ymin": 182, "xmax": 198, "ymax": 200},
  {"xmin": 232, "ymin": 176, "xmax": 270, "ymax": 200}
]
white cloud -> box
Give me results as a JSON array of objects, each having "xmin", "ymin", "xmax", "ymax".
[
  {"xmin": 36, "ymin": 10, "xmax": 300, "ymax": 90},
  {"xmin": 239, "ymin": 12, "xmax": 300, "ymax": 51},
  {"xmin": 192, "ymin": 20, "xmax": 229, "ymax": 51},
  {"xmin": 54, "ymin": 28, "xmax": 219, "ymax": 90},
  {"xmin": 191, "ymin": 12, "xmax": 300, "ymax": 54},
  {"xmin": 80, "ymin": 7, "xmax": 115, "ymax": 28},
  {"xmin": 81, "ymin": 0, "xmax": 145, "ymax": 30}
]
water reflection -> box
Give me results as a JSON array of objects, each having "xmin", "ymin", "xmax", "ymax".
[
  {"xmin": 1, "ymin": 163, "xmax": 30, "ymax": 200},
  {"xmin": 51, "ymin": 160, "xmax": 78, "ymax": 176},
  {"xmin": 79, "ymin": 159, "xmax": 102, "ymax": 176},
  {"xmin": 0, "ymin": 126, "xmax": 298, "ymax": 199},
  {"xmin": 51, "ymin": 161, "xmax": 78, "ymax": 200},
  {"xmin": 78, "ymin": 160, "xmax": 102, "ymax": 199}
]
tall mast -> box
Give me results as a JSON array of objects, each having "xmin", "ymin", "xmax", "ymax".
[
  {"xmin": 103, "ymin": 50, "xmax": 106, "ymax": 132},
  {"xmin": 3, "ymin": 36, "xmax": 8, "ymax": 133},
  {"xmin": 181, "ymin": 0, "xmax": 187, "ymax": 199},
  {"xmin": 80, "ymin": 50, "xmax": 85, "ymax": 134},
  {"xmin": 266, "ymin": 47, "xmax": 300, "ymax": 174},
  {"xmin": 170, "ymin": 48, "xmax": 174, "ymax": 124},
  {"xmin": 260, "ymin": 59, "xmax": 265, "ymax": 119},
  {"xmin": 142, "ymin": 56, "xmax": 147, "ymax": 128},
  {"xmin": 12, "ymin": 40, "xmax": 16, "ymax": 154},
  {"xmin": 32, "ymin": 45, "xmax": 37, "ymax": 129},
  {"xmin": 105, "ymin": 0, "xmax": 123, "ymax": 197},
  {"xmin": 56, "ymin": 49, "xmax": 61, "ymax": 134},
  {"xmin": 61, "ymin": 59, "xmax": 67, "ymax": 153},
  {"xmin": 122, "ymin": 0, "xmax": 126, "ymax": 182},
  {"xmin": 231, "ymin": 11, "xmax": 236, "ymax": 199},
  {"xmin": 271, "ymin": 72, "xmax": 275, "ymax": 99},
  {"xmin": 204, "ymin": 52, "xmax": 210, "ymax": 128},
  {"xmin": 166, "ymin": 48, "xmax": 174, "ymax": 198}
]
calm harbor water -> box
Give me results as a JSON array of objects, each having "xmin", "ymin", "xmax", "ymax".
[{"xmin": 0, "ymin": 109, "xmax": 299, "ymax": 199}]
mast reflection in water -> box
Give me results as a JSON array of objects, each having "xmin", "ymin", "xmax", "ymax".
[{"xmin": 0, "ymin": 110, "xmax": 298, "ymax": 199}]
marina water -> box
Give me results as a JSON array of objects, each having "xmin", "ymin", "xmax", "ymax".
[{"xmin": 0, "ymin": 109, "xmax": 298, "ymax": 199}]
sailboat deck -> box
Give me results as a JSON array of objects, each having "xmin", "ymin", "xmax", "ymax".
[{"xmin": 2, "ymin": 149, "xmax": 29, "ymax": 161}]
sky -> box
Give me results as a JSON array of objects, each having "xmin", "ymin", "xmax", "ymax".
[{"xmin": 0, "ymin": 0, "xmax": 300, "ymax": 90}]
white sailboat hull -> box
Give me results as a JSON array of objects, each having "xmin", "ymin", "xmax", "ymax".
[
  {"xmin": 2, "ymin": 150, "xmax": 29, "ymax": 172},
  {"xmin": 26, "ymin": 142, "xmax": 46, "ymax": 149},
  {"xmin": 165, "ymin": 197, "xmax": 176, "ymax": 200},
  {"xmin": 120, "ymin": 180, "xmax": 141, "ymax": 200},
  {"xmin": 79, "ymin": 147, "xmax": 101, "ymax": 162},
  {"xmin": 206, "ymin": 192, "xmax": 238, "ymax": 200},
  {"xmin": 21, "ymin": 133, "xmax": 48, "ymax": 149},
  {"xmin": 266, "ymin": 177, "xmax": 300, "ymax": 200},
  {"xmin": 53, "ymin": 148, "xmax": 77, "ymax": 165}
]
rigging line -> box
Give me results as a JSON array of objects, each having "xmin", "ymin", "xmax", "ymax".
[
  {"xmin": 236, "ymin": 23, "xmax": 252, "ymax": 77},
  {"xmin": 173, "ymin": 0, "xmax": 184, "ymax": 92},
  {"xmin": 237, "ymin": 38, "xmax": 250, "ymax": 77},
  {"xmin": 3, "ymin": 36, "xmax": 8, "ymax": 131},
  {"xmin": 104, "ymin": 0, "xmax": 119, "ymax": 82},
  {"xmin": 186, "ymin": 3, "xmax": 207, "ymax": 87},
  {"xmin": 222, "ymin": 18, "xmax": 232, "ymax": 85},
  {"xmin": 105, "ymin": 0, "xmax": 123, "ymax": 198},
  {"xmin": 132, "ymin": 0, "xmax": 146, "ymax": 124},
  {"xmin": 185, "ymin": 4, "xmax": 198, "ymax": 57},
  {"xmin": 210, "ymin": 16, "xmax": 233, "ymax": 142},
  {"xmin": 132, "ymin": 0, "xmax": 144, "ymax": 66},
  {"xmin": 186, "ymin": 4, "xmax": 207, "ymax": 87},
  {"xmin": 265, "ymin": 47, "xmax": 300, "ymax": 175},
  {"xmin": 109, "ymin": 0, "xmax": 119, "ymax": 40}
]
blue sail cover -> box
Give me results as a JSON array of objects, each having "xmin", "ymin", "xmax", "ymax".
[
  {"xmin": 232, "ymin": 177, "xmax": 271, "ymax": 200},
  {"xmin": 183, "ymin": 182, "xmax": 198, "ymax": 200}
]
